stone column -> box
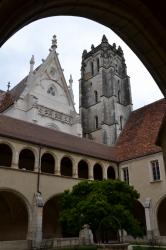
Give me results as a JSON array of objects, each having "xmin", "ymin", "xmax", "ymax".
[
  {"xmin": 12, "ymin": 150, "xmax": 19, "ymax": 169},
  {"xmin": 103, "ymin": 165, "xmax": 107, "ymax": 179},
  {"xmin": 144, "ymin": 198, "xmax": 152, "ymax": 239},
  {"xmin": 55, "ymin": 156, "xmax": 61, "ymax": 175},
  {"xmin": 88, "ymin": 163, "xmax": 94, "ymax": 180},
  {"xmin": 31, "ymin": 192, "xmax": 44, "ymax": 248},
  {"xmin": 73, "ymin": 159, "xmax": 78, "ymax": 178}
]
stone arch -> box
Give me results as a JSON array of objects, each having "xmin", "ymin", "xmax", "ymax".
[
  {"xmin": 78, "ymin": 159, "xmax": 89, "ymax": 179},
  {"xmin": 133, "ymin": 200, "xmax": 146, "ymax": 235},
  {"xmin": 43, "ymin": 194, "xmax": 62, "ymax": 239},
  {"xmin": 0, "ymin": 188, "xmax": 31, "ymax": 240},
  {"xmin": 0, "ymin": 2, "xmax": 166, "ymax": 96},
  {"xmin": 0, "ymin": 143, "xmax": 13, "ymax": 167},
  {"xmin": 93, "ymin": 163, "xmax": 103, "ymax": 180},
  {"xmin": 107, "ymin": 166, "xmax": 116, "ymax": 180},
  {"xmin": 18, "ymin": 148, "xmax": 35, "ymax": 171},
  {"xmin": 60, "ymin": 156, "xmax": 73, "ymax": 177},
  {"xmin": 41, "ymin": 152, "xmax": 55, "ymax": 174},
  {"xmin": 157, "ymin": 196, "xmax": 166, "ymax": 236}
]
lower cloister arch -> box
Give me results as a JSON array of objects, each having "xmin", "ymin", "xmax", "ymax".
[
  {"xmin": 18, "ymin": 148, "xmax": 35, "ymax": 171},
  {"xmin": 0, "ymin": 189, "xmax": 29, "ymax": 240},
  {"xmin": 41, "ymin": 153, "xmax": 55, "ymax": 174},
  {"xmin": 133, "ymin": 200, "xmax": 146, "ymax": 235},
  {"xmin": 0, "ymin": 143, "xmax": 12, "ymax": 167},
  {"xmin": 93, "ymin": 163, "xmax": 103, "ymax": 180},
  {"xmin": 43, "ymin": 194, "xmax": 62, "ymax": 239},
  {"xmin": 157, "ymin": 196, "xmax": 166, "ymax": 236},
  {"xmin": 78, "ymin": 160, "xmax": 89, "ymax": 179}
]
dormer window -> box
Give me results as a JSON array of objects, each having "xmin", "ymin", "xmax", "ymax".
[{"xmin": 47, "ymin": 85, "xmax": 56, "ymax": 96}]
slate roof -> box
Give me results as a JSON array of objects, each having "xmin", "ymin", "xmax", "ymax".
[
  {"xmin": 0, "ymin": 114, "xmax": 117, "ymax": 162},
  {"xmin": 115, "ymin": 98, "xmax": 166, "ymax": 162}
]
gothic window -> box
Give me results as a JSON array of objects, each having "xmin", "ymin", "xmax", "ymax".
[
  {"xmin": 95, "ymin": 116, "xmax": 99, "ymax": 129},
  {"xmin": 47, "ymin": 85, "xmax": 56, "ymax": 96},
  {"xmin": 94, "ymin": 90, "xmax": 98, "ymax": 103},
  {"xmin": 123, "ymin": 167, "xmax": 129, "ymax": 184},
  {"xmin": 91, "ymin": 62, "xmax": 94, "ymax": 76},
  {"xmin": 120, "ymin": 116, "xmax": 123, "ymax": 130},
  {"xmin": 151, "ymin": 160, "xmax": 160, "ymax": 181},
  {"xmin": 118, "ymin": 90, "xmax": 120, "ymax": 102},
  {"xmin": 97, "ymin": 58, "xmax": 100, "ymax": 72}
]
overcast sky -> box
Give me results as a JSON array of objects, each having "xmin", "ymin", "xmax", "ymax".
[{"xmin": 0, "ymin": 16, "xmax": 163, "ymax": 111}]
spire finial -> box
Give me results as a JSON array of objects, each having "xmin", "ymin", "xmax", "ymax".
[
  {"xmin": 7, "ymin": 81, "xmax": 11, "ymax": 92},
  {"xmin": 102, "ymin": 34, "xmax": 108, "ymax": 43},
  {"xmin": 69, "ymin": 74, "xmax": 73, "ymax": 87},
  {"xmin": 30, "ymin": 55, "xmax": 35, "ymax": 73},
  {"xmin": 51, "ymin": 35, "xmax": 57, "ymax": 51}
]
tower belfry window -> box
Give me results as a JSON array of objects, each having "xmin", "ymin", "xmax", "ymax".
[
  {"xmin": 94, "ymin": 90, "xmax": 98, "ymax": 103},
  {"xmin": 97, "ymin": 58, "xmax": 100, "ymax": 72},
  {"xmin": 95, "ymin": 116, "xmax": 99, "ymax": 129}
]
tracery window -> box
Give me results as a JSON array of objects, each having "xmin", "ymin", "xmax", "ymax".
[{"xmin": 47, "ymin": 85, "xmax": 56, "ymax": 96}]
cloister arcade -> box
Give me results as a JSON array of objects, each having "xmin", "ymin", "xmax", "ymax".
[{"xmin": 0, "ymin": 141, "xmax": 117, "ymax": 180}]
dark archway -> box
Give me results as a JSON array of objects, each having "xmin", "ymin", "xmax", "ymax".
[
  {"xmin": 0, "ymin": 143, "xmax": 12, "ymax": 167},
  {"xmin": 43, "ymin": 195, "xmax": 61, "ymax": 239},
  {"xmin": 0, "ymin": 190, "xmax": 28, "ymax": 240},
  {"xmin": 93, "ymin": 163, "xmax": 103, "ymax": 180},
  {"xmin": 0, "ymin": 2, "xmax": 166, "ymax": 96},
  {"xmin": 133, "ymin": 200, "xmax": 146, "ymax": 235},
  {"xmin": 18, "ymin": 148, "xmax": 35, "ymax": 171},
  {"xmin": 107, "ymin": 166, "xmax": 116, "ymax": 180},
  {"xmin": 60, "ymin": 157, "xmax": 72, "ymax": 177},
  {"xmin": 157, "ymin": 197, "xmax": 166, "ymax": 236},
  {"xmin": 41, "ymin": 153, "xmax": 55, "ymax": 174},
  {"xmin": 78, "ymin": 160, "xmax": 88, "ymax": 179}
]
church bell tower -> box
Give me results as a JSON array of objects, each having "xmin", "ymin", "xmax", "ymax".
[{"xmin": 79, "ymin": 35, "xmax": 132, "ymax": 145}]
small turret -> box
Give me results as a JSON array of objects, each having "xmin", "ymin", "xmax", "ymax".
[{"xmin": 29, "ymin": 55, "xmax": 35, "ymax": 73}]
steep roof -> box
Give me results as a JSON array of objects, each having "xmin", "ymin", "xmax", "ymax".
[
  {"xmin": 115, "ymin": 98, "xmax": 166, "ymax": 162},
  {"xmin": 0, "ymin": 114, "xmax": 117, "ymax": 162}
]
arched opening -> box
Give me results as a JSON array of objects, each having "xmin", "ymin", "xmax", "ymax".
[
  {"xmin": 0, "ymin": 143, "xmax": 12, "ymax": 167},
  {"xmin": 107, "ymin": 166, "xmax": 116, "ymax": 180},
  {"xmin": 93, "ymin": 163, "xmax": 103, "ymax": 180},
  {"xmin": 133, "ymin": 201, "xmax": 146, "ymax": 235},
  {"xmin": 60, "ymin": 157, "xmax": 72, "ymax": 177},
  {"xmin": 43, "ymin": 195, "xmax": 61, "ymax": 239},
  {"xmin": 0, "ymin": 190, "xmax": 28, "ymax": 240},
  {"xmin": 157, "ymin": 197, "xmax": 166, "ymax": 236},
  {"xmin": 94, "ymin": 90, "xmax": 98, "ymax": 103},
  {"xmin": 97, "ymin": 58, "xmax": 100, "ymax": 72},
  {"xmin": 41, "ymin": 153, "xmax": 55, "ymax": 174},
  {"xmin": 78, "ymin": 160, "xmax": 88, "ymax": 179},
  {"xmin": 18, "ymin": 148, "xmax": 35, "ymax": 171},
  {"xmin": 95, "ymin": 116, "xmax": 99, "ymax": 129}
]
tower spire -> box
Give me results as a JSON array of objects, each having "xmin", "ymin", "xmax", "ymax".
[{"xmin": 102, "ymin": 34, "xmax": 108, "ymax": 43}]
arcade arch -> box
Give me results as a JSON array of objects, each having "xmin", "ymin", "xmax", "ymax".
[
  {"xmin": 41, "ymin": 153, "xmax": 55, "ymax": 174},
  {"xmin": 107, "ymin": 166, "xmax": 116, "ymax": 180},
  {"xmin": 78, "ymin": 160, "xmax": 89, "ymax": 179},
  {"xmin": 60, "ymin": 156, "xmax": 73, "ymax": 177},
  {"xmin": 18, "ymin": 148, "xmax": 35, "ymax": 171},
  {"xmin": 93, "ymin": 163, "xmax": 103, "ymax": 180},
  {"xmin": 0, "ymin": 143, "xmax": 12, "ymax": 167},
  {"xmin": 133, "ymin": 200, "xmax": 146, "ymax": 235}
]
